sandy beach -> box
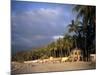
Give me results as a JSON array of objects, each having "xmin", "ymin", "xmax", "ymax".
[{"xmin": 11, "ymin": 61, "xmax": 96, "ymax": 74}]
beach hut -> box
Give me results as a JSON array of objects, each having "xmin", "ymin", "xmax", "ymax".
[{"xmin": 70, "ymin": 48, "xmax": 83, "ymax": 62}]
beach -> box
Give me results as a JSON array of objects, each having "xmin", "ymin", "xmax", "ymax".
[{"xmin": 11, "ymin": 61, "xmax": 96, "ymax": 74}]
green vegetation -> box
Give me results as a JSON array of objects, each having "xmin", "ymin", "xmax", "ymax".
[{"xmin": 12, "ymin": 5, "xmax": 96, "ymax": 62}]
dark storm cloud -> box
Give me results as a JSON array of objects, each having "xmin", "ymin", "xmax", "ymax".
[{"xmin": 11, "ymin": 1, "xmax": 76, "ymax": 53}]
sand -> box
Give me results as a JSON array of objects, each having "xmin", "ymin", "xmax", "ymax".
[{"xmin": 11, "ymin": 61, "xmax": 96, "ymax": 74}]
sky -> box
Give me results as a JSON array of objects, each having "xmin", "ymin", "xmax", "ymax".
[{"xmin": 11, "ymin": 1, "xmax": 77, "ymax": 53}]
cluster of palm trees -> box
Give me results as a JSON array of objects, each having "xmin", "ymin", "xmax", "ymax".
[
  {"xmin": 68, "ymin": 5, "xmax": 96, "ymax": 61},
  {"xmin": 42, "ymin": 5, "xmax": 96, "ymax": 61},
  {"xmin": 46, "ymin": 36, "xmax": 73, "ymax": 58}
]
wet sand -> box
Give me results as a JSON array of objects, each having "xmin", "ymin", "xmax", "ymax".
[{"xmin": 11, "ymin": 61, "xmax": 96, "ymax": 74}]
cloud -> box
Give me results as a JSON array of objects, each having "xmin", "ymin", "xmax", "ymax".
[
  {"xmin": 52, "ymin": 35, "xmax": 64, "ymax": 40},
  {"xmin": 11, "ymin": 5, "xmax": 75, "ymax": 52},
  {"xmin": 12, "ymin": 8, "xmax": 66, "ymax": 35}
]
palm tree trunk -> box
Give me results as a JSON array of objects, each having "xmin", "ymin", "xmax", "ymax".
[
  {"xmin": 54, "ymin": 50, "xmax": 56, "ymax": 57},
  {"xmin": 60, "ymin": 48, "xmax": 63, "ymax": 57},
  {"xmin": 53, "ymin": 50, "xmax": 55, "ymax": 57},
  {"xmin": 75, "ymin": 37, "xmax": 77, "ymax": 48},
  {"xmin": 85, "ymin": 36, "xmax": 87, "ymax": 61},
  {"xmin": 68, "ymin": 47, "xmax": 70, "ymax": 56}
]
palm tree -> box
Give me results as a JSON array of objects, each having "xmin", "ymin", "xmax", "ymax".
[
  {"xmin": 68, "ymin": 20, "xmax": 82, "ymax": 48},
  {"xmin": 64, "ymin": 35, "xmax": 73, "ymax": 56},
  {"xmin": 73, "ymin": 5, "xmax": 96, "ymax": 61},
  {"xmin": 56, "ymin": 38, "xmax": 62, "ymax": 57}
]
